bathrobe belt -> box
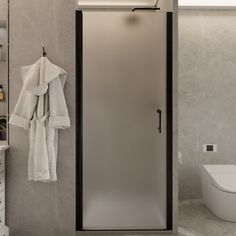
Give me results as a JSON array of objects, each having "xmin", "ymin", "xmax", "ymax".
[{"xmin": 32, "ymin": 112, "xmax": 49, "ymax": 124}]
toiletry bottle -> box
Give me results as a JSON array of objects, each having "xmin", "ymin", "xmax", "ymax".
[{"xmin": 0, "ymin": 85, "xmax": 4, "ymax": 101}]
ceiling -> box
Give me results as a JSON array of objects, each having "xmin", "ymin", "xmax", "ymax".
[{"xmin": 179, "ymin": 0, "xmax": 236, "ymax": 8}]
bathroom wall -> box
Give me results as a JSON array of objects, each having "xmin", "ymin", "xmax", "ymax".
[
  {"xmin": 7, "ymin": 0, "xmax": 76, "ymax": 235},
  {"xmin": 0, "ymin": 0, "xmax": 7, "ymax": 20},
  {"xmin": 179, "ymin": 10, "xmax": 236, "ymax": 200}
]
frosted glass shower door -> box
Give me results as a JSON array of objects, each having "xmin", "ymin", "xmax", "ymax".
[{"xmin": 83, "ymin": 11, "xmax": 167, "ymax": 230}]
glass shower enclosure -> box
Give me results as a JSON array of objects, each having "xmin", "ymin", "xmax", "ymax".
[{"xmin": 76, "ymin": 0, "xmax": 175, "ymax": 231}]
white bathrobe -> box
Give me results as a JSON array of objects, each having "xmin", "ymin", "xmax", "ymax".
[{"xmin": 9, "ymin": 57, "xmax": 70, "ymax": 182}]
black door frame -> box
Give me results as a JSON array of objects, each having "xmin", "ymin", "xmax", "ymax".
[{"xmin": 76, "ymin": 10, "xmax": 173, "ymax": 232}]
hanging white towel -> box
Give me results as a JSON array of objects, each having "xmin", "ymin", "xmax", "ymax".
[{"xmin": 9, "ymin": 57, "xmax": 70, "ymax": 182}]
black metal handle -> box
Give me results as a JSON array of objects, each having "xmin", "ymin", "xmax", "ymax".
[
  {"xmin": 156, "ymin": 109, "xmax": 162, "ymax": 133},
  {"xmin": 132, "ymin": 7, "xmax": 160, "ymax": 12}
]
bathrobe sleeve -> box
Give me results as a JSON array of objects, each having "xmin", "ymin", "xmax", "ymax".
[
  {"xmin": 9, "ymin": 66, "xmax": 39, "ymax": 130},
  {"xmin": 48, "ymin": 75, "xmax": 70, "ymax": 129},
  {"xmin": 9, "ymin": 89, "xmax": 38, "ymax": 129}
]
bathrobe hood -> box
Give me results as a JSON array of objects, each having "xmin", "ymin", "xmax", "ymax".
[
  {"xmin": 9, "ymin": 57, "xmax": 70, "ymax": 130},
  {"xmin": 21, "ymin": 57, "xmax": 67, "ymax": 96}
]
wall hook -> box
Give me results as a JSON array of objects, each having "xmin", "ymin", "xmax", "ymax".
[{"xmin": 42, "ymin": 47, "xmax": 47, "ymax": 57}]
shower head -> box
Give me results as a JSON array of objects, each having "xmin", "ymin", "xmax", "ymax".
[{"xmin": 154, "ymin": 0, "xmax": 159, "ymax": 8}]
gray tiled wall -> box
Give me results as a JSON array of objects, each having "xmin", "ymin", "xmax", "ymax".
[
  {"xmin": 0, "ymin": 0, "xmax": 7, "ymax": 20},
  {"xmin": 179, "ymin": 10, "xmax": 236, "ymax": 200},
  {"xmin": 7, "ymin": 0, "xmax": 76, "ymax": 235}
]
